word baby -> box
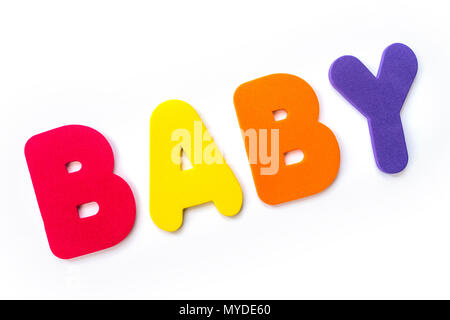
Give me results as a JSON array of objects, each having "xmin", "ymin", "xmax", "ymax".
[{"xmin": 25, "ymin": 43, "xmax": 417, "ymax": 259}]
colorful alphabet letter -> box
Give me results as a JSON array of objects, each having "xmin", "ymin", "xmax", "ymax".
[
  {"xmin": 150, "ymin": 100, "xmax": 243, "ymax": 232},
  {"xmin": 329, "ymin": 43, "xmax": 418, "ymax": 173},
  {"xmin": 233, "ymin": 74, "xmax": 340, "ymax": 205},
  {"xmin": 25, "ymin": 125, "xmax": 136, "ymax": 259}
]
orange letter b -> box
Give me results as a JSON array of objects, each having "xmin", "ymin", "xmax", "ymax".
[{"xmin": 233, "ymin": 74, "xmax": 340, "ymax": 205}]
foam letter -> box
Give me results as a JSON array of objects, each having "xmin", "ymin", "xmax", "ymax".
[
  {"xmin": 233, "ymin": 73, "xmax": 340, "ymax": 205},
  {"xmin": 25, "ymin": 125, "xmax": 136, "ymax": 259},
  {"xmin": 150, "ymin": 100, "xmax": 243, "ymax": 232},
  {"xmin": 329, "ymin": 43, "xmax": 418, "ymax": 173}
]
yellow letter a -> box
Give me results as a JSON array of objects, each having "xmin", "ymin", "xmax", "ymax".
[{"xmin": 150, "ymin": 100, "xmax": 243, "ymax": 231}]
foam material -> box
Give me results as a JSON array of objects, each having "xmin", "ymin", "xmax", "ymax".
[
  {"xmin": 329, "ymin": 43, "xmax": 418, "ymax": 173},
  {"xmin": 234, "ymin": 73, "xmax": 340, "ymax": 205},
  {"xmin": 150, "ymin": 100, "xmax": 243, "ymax": 232},
  {"xmin": 25, "ymin": 125, "xmax": 136, "ymax": 259}
]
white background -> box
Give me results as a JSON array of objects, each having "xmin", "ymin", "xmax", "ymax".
[{"xmin": 0, "ymin": 0, "xmax": 449, "ymax": 299}]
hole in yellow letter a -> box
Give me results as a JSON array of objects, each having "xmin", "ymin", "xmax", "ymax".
[{"xmin": 150, "ymin": 100, "xmax": 243, "ymax": 232}]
